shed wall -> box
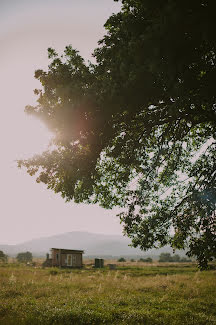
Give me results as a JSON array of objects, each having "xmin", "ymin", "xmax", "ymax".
[{"xmin": 51, "ymin": 249, "xmax": 83, "ymax": 267}]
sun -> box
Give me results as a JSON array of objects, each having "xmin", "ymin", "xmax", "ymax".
[{"xmin": 16, "ymin": 114, "xmax": 53, "ymax": 159}]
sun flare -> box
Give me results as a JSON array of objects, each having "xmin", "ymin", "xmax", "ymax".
[{"xmin": 17, "ymin": 115, "xmax": 53, "ymax": 159}]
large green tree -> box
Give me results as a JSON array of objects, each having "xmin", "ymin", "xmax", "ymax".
[{"xmin": 19, "ymin": 0, "xmax": 216, "ymax": 269}]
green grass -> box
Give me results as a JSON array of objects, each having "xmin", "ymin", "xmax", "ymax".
[{"xmin": 0, "ymin": 263, "xmax": 215, "ymax": 324}]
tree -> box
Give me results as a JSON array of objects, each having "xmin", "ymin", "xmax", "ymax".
[
  {"xmin": 18, "ymin": 0, "xmax": 216, "ymax": 269},
  {"xmin": 16, "ymin": 252, "xmax": 33, "ymax": 263},
  {"xmin": 159, "ymin": 253, "xmax": 173, "ymax": 263},
  {"xmin": 145, "ymin": 257, "xmax": 152, "ymax": 263},
  {"xmin": 138, "ymin": 257, "xmax": 152, "ymax": 263},
  {"xmin": 159, "ymin": 253, "xmax": 186, "ymax": 262},
  {"xmin": 180, "ymin": 257, "xmax": 192, "ymax": 263},
  {"xmin": 118, "ymin": 257, "xmax": 126, "ymax": 262},
  {"xmin": 0, "ymin": 250, "xmax": 7, "ymax": 263},
  {"xmin": 171, "ymin": 254, "xmax": 181, "ymax": 262}
]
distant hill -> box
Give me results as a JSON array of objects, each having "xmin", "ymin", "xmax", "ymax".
[{"xmin": 0, "ymin": 231, "xmax": 186, "ymax": 259}]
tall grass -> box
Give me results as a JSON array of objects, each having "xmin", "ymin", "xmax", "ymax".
[{"xmin": 0, "ymin": 263, "xmax": 215, "ymax": 324}]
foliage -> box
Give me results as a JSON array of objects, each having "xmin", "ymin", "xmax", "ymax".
[
  {"xmin": 159, "ymin": 253, "xmax": 177, "ymax": 263},
  {"xmin": 118, "ymin": 257, "xmax": 126, "ymax": 262},
  {"xmin": 0, "ymin": 264, "xmax": 215, "ymax": 324},
  {"xmin": 138, "ymin": 257, "xmax": 152, "ymax": 263},
  {"xmin": 180, "ymin": 257, "xmax": 192, "ymax": 263},
  {"xmin": 49, "ymin": 269, "xmax": 59, "ymax": 276},
  {"xmin": 18, "ymin": 0, "xmax": 216, "ymax": 269},
  {"xmin": 16, "ymin": 252, "xmax": 33, "ymax": 263},
  {"xmin": 159, "ymin": 253, "xmax": 191, "ymax": 263},
  {"xmin": 0, "ymin": 251, "xmax": 7, "ymax": 263}
]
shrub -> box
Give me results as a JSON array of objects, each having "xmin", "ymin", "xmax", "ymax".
[
  {"xmin": 118, "ymin": 257, "xmax": 126, "ymax": 262},
  {"xmin": 138, "ymin": 257, "xmax": 152, "ymax": 263},
  {"xmin": 0, "ymin": 251, "xmax": 7, "ymax": 263},
  {"xmin": 159, "ymin": 253, "xmax": 185, "ymax": 262},
  {"xmin": 16, "ymin": 251, "xmax": 33, "ymax": 263},
  {"xmin": 180, "ymin": 257, "xmax": 192, "ymax": 262},
  {"xmin": 159, "ymin": 253, "xmax": 173, "ymax": 262},
  {"xmin": 49, "ymin": 270, "xmax": 59, "ymax": 275}
]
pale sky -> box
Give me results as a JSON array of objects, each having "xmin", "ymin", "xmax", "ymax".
[{"xmin": 0, "ymin": 0, "xmax": 123, "ymax": 245}]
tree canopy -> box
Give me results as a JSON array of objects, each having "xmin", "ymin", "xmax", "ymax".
[
  {"xmin": 16, "ymin": 252, "xmax": 33, "ymax": 263},
  {"xmin": 19, "ymin": 0, "xmax": 216, "ymax": 269},
  {"xmin": 0, "ymin": 251, "xmax": 7, "ymax": 263}
]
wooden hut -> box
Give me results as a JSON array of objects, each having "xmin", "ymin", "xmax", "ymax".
[{"xmin": 44, "ymin": 248, "xmax": 84, "ymax": 268}]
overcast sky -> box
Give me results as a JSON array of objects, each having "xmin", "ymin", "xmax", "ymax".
[{"xmin": 0, "ymin": 0, "xmax": 123, "ymax": 245}]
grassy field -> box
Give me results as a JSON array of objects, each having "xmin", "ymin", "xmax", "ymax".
[{"xmin": 0, "ymin": 262, "xmax": 215, "ymax": 325}]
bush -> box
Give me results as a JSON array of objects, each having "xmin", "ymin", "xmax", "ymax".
[
  {"xmin": 172, "ymin": 254, "xmax": 181, "ymax": 262},
  {"xmin": 16, "ymin": 251, "xmax": 33, "ymax": 263},
  {"xmin": 145, "ymin": 257, "xmax": 153, "ymax": 263},
  {"xmin": 159, "ymin": 253, "xmax": 173, "ymax": 262},
  {"xmin": 180, "ymin": 257, "xmax": 192, "ymax": 262},
  {"xmin": 138, "ymin": 257, "xmax": 152, "ymax": 263},
  {"xmin": 0, "ymin": 251, "xmax": 7, "ymax": 263},
  {"xmin": 118, "ymin": 257, "xmax": 126, "ymax": 262},
  {"xmin": 159, "ymin": 253, "xmax": 190, "ymax": 263},
  {"xmin": 49, "ymin": 270, "xmax": 59, "ymax": 275}
]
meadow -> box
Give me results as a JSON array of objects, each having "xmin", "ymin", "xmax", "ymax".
[{"xmin": 0, "ymin": 261, "xmax": 215, "ymax": 325}]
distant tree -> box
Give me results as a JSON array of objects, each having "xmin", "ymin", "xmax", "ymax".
[
  {"xmin": 118, "ymin": 257, "xmax": 126, "ymax": 262},
  {"xmin": 180, "ymin": 257, "xmax": 192, "ymax": 262},
  {"xmin": 145, "ymin": 257, "xmax": 153, "ymax": 263},
  {"xmin": 0, "ymin": 250, "xmax": 7, "ymax": 263},
  {"xmin": 130, "ymin": 258, "xmax": 135, "ymax": 262},
  {"xmin": 138, "ymin": 258, "xmax": 144, "ymax": 262},
  {"xmin": 16, "ymin": 252, "xmax": 33, "ymax": 263},
  {"xmin": 139, "ymin": 257, "xmax": 152, "ymax": 263},
  {"xmin": 172, "ymin": 254, "xmax": 181, "ymax": 262},
  {"xmin": 159, "ymin": 253, "xmax": 173, "ymax": 263},
  {"xmin": 159, "ymin": 253, "xmax": 183, "ymax": 262}
]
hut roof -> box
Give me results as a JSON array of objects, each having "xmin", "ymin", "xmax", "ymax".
[{"xmin": 51, "ymin": 248, "xmax": 84, "ymax": 253}]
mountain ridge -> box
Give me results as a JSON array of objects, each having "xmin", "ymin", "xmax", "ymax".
[{"xmin": 0, "ymin": 231, "xmax": 186, "ymax": 258}]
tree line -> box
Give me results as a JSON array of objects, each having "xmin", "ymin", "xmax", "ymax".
[
  {"xmin": 0, "ymin": 251, "xmax": 33, "ymax": 263},
  {"xmin": 118, "ymin": 254, "xmax": 192, "ymax": 263}
]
